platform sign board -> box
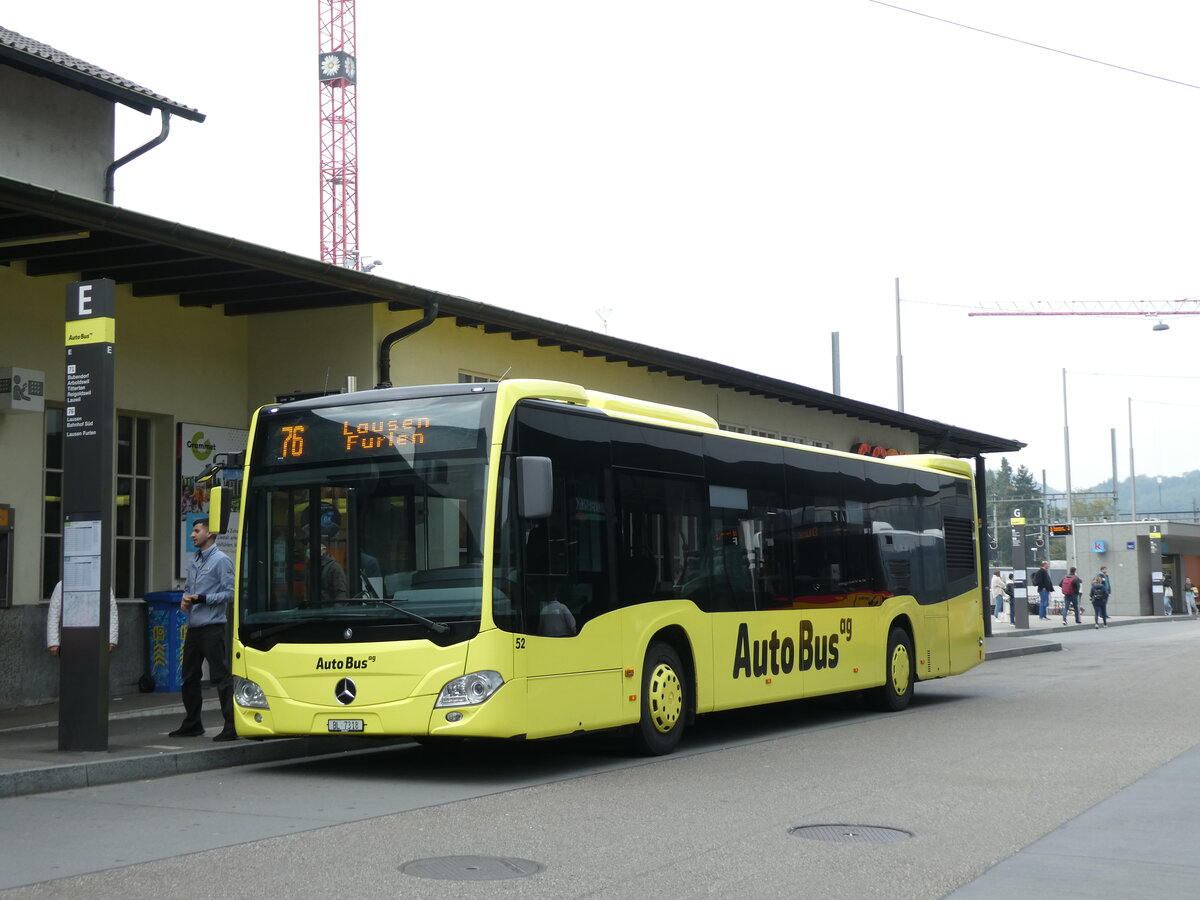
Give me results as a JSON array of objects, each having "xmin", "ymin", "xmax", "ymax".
[{"xmin": 59, "ymin": 279, "xmax": 116, "ymax": 751}]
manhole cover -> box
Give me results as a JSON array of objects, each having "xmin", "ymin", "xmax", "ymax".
[
  {"xmin": 789, "ymin": 824, "xmax": 913, "ymax": 844},
  {"xmin": 400, "ymin": 855, "xmax": 544, "ymax": 881}
]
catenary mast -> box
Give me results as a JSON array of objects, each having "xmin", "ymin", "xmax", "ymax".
[{"xmin": 318, "ymin": 1, "xmax": 359, "ymax": 269}]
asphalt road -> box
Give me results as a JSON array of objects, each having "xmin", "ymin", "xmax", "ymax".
[{"xmin": 2, "ymin": 621, "xmax": 1199, "ymax": 898}]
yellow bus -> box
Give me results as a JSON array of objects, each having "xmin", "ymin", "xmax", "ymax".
[{"xmin": 220, "ymin": 379, "xmax": 985, "ymax": 754}]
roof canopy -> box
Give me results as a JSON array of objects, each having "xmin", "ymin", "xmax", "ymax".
[{"xmin": 0, "ymin": 175, "xmax": 1024, "ymax": 459}]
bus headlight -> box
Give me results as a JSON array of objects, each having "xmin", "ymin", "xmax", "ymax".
[
  {"xmin": 233, "ymin": 676, "xmax": 270, "ymax": 709},
  {"xmin": 435, "ymin": 670, "xmax": 504, "ymax": 708}
]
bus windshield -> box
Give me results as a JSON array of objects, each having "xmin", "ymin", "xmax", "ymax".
[{"xmin": 238, "ymin": 393, "xmax": 494, "ymax": 643}]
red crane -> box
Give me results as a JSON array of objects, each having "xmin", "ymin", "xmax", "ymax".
[
  {"xmin": 968, "ymin": 298, "xmax": 1200, "ymax": 322},
  {"xmin": 318, "ymin": 1, "xmax": 359, "ymax": 269}
]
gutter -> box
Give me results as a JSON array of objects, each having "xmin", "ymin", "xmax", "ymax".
[
  {"xmin": 376, "ymin": 301, "xmax": 440, "ymax": 389},
  {"xmin": 104, "ymin": 108, "xmax": 171, "ymax": 204}
]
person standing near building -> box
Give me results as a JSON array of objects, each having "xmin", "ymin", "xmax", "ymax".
[
  {"xmin": 1033, "ymin": 560, "xmax": 1053, "ymax": 620},
  {"xmin": 1060, "ymin": 566, "xmax": 1081, "ymax": 625},
  {"xmin": 1005, "ymin": 574, "xmax": 1016, "ymax": 624},
  {"xmin": 1089, "ymin": 574, "xmax": 1109, "ymax": 627},
  {"xmin": 1098, "ymin": 566, "xmax": 1112, "ymax": 609},
  {"xmin": 169, "ymin": 518, "xmax": 237, "ymax": 742},
  {"xmin": 46, "ymin": 582, "xmax": 118, "ymax": 654},
  {"xmin": 990, "ymin": 569, "xmax": 1006, "ymax": 620},
  {"xmin": 1163, "ymin": 581, "xmax": 1174, "ymax": 617},
  {"xmin": 1184, "ymin": 578, "xmax": 1198, "ymax": 617}
]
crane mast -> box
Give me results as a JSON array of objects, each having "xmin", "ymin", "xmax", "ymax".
[{"xmin": 318, "ymin": 0, "xmax": 359, "ymax": 269}]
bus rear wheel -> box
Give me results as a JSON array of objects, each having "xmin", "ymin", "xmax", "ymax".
[
  {"xmin": 872, "ymin": 626, "xmax": 914, "ymax": 712},
  {"xmin": 633, "ymin": 642, "xmax": 687, "ymax": 755}
]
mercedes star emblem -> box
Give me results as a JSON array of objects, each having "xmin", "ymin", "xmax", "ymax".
[{"xmin": 334, "ymin": 677, "xmax": 357, "ymax": 705}]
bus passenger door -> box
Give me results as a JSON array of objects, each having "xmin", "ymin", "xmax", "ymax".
[
  {"xmin": 516, "ymin": 480, "xmax": 623, "ymax": 739},
  {"xmin": 947, "ymin": 588, "xmax": 984, "ymax": 673}
]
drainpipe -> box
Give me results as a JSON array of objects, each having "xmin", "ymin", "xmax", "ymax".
[
  {"xmin": 104, "ymin": 108, "xmax": 172, "ymax": 204},
  {"xmin": 376, "ymin": 301, "xmax": 439, "ymax": 389}
]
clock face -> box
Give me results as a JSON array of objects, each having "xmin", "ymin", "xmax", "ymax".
[{"xmin": 321, "ymin": 54, "xmax": 341, "ymax": 78}]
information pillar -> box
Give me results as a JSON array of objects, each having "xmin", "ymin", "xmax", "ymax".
[
  {"xmin": 59, "ymin": 279, "xmax": 116, "ymax": 751},
  {"xmin": 1011, "ymin": 514, "xmax": 1030, "ymax": 629}
]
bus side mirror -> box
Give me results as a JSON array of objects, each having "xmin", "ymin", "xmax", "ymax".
[
  {"xmin": 516, "ymin": 456, "xmax": 553, "ymax": 519},
  {"xmin": 209, "ymin": 486, "xmax": 232, "ymax": 534}
]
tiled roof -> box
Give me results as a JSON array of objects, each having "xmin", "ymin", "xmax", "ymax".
[{"xmin": 0, "ymin": 25, "xmax": 204, "ymax": 121}]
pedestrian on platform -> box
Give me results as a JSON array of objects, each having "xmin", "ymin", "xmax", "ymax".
[
  {"xmin": 1060, "ymin": 567, "xmax": 1082, "ymax": 624},
  {"xmin": 1005, "ymin": 575, "xmax": 1016, "ymax": 624},
  {"xmin": 990, "ymin": 569, "xmax": 1006, "ymax": 620},
  {"xmin": 1033, "ymin": 561, "xmax": 1053, "ymax": 619},
  {"xmin": 1163, "ymin": 582, "xmax": 1174, "ymax": 617},
  {"xmin": 46, "ymin": 581, "xmax": 118, "ymax": 655},
  {"xmin": 1089, "ymin": 575, "xmax": 1109, "ymax": 627},
  {"xmin": 1185, "ymin": 578, "xmax": 1198, "ymax": 617},
  {"xmin": 170, "ymin": 518, "xmax": 237, "ymax": 742}
]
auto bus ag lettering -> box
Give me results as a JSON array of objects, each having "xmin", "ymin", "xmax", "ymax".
[
  {"xmin": 731, "ymin": 618, "xmax": 852, "ymax": 678},
  {"xmin": 315, "ymin": 655, "xmax": 375, "ymax": 671}
]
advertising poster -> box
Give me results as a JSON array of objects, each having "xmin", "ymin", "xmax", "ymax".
[{"xmin": 178, "ymin": 423, "xmax": 248, "ymax": 579}]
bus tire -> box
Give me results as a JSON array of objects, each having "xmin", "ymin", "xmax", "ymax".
[
  {"xmin": 633, "ymin": 641, "xmax": 687, "ymax": 755},
  {"xmin": 872, "ymin": 626, "xmax": 914, "ymax": 712}
]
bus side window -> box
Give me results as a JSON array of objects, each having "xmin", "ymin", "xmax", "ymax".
[{"xmin": 615, "ymin": 471, "xmax": 703, "ymax": 608}]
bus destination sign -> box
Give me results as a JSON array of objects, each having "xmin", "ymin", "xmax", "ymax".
[{"xmin": 259, "ymin": 395, "xmax": 490, "ymax": 467}]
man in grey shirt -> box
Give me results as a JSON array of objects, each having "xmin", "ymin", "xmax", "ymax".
[{"xmin": 169, "ymin": 518, "xmax": 237, "ymax": 741}]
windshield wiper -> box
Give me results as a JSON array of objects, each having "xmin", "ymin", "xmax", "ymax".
[{"xmin": 354, "ymin": 593, "xmax": 451, "ymax": 634}]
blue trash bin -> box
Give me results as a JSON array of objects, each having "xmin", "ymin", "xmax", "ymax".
[{"xmin": 144, "ymin": 591, "xmax": 186, "ymax": 692}]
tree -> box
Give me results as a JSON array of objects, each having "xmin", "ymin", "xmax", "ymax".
[{"xmin": 985, "ymin": 458, "xmax": 1044, "ymax": 568}]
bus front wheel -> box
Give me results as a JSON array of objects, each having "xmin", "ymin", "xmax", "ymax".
[
  {"xmin": 633, "ymin": 642, "xmax": 687, "ymax": 755},
  {"xmin": 873, "ymin": 626, "xmax": 915, "ymax": 712}
]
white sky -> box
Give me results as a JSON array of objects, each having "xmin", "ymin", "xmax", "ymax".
[{"xmin": 7, "ymin": 1, "xmax": 1200, "ymax": 490}]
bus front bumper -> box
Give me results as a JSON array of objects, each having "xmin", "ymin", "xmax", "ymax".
[{"xmin": 232, "ymin": 677, "xmax": 528, "ymax": 740}]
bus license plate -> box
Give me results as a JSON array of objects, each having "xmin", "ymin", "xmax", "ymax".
[{"xmin": 327, "ymin": 719, "xmax": 364, "ymax": 733}]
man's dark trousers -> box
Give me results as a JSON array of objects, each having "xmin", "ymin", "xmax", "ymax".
[{"xmin": 179, "ymin": 623, "xmax": 233, "ymax": 732}]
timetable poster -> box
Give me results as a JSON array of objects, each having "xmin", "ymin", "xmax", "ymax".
[{"xmin": 177, "ymin": 423, "xmax": 247, "ymax": 578}]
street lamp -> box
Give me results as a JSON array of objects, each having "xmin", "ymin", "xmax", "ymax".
[
  {"xmin": 1129, "ymin": 397, "xmax": 1137, "ymax": 520},
  {"xmin": 1062, "ymin": 368, "xmax": 1073, "ymax": 567}
]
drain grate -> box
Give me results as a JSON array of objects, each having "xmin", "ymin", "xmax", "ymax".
[
  {"xmin": 788, "ymin": 824, "xmax": 913, "ymax": 844},
  {"xmin": 400, "ymin": 855, "xmax": 544, "ymax": 881}
]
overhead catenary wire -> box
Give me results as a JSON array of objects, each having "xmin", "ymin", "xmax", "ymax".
[{"xmin": 866, "ymin": 0, "xmax": 1200, "ymax": 91}]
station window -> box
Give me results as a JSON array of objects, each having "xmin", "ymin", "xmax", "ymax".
[
  {"xmin": 115, "ymin": 415, "xmax": 153, "ymax": 599},
  {"xmin": 780, "ymin": 433, "xmax": 831, "ymax": 450},
  {"xmin": 41, "ymin": 408, "xmax": 62, "ymax": 600},
  {"xmin": 42, "ymin": 410, "xmax": 152, "ymax": 599}
]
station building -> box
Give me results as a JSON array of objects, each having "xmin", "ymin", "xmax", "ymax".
[
  {"xmin": 1068, "ymin": 521, "xmax": 1200, "ymax": 617},
  {"xmin": 0, "ymin": 25, "xmax": 1024, "ymax": 708}
]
